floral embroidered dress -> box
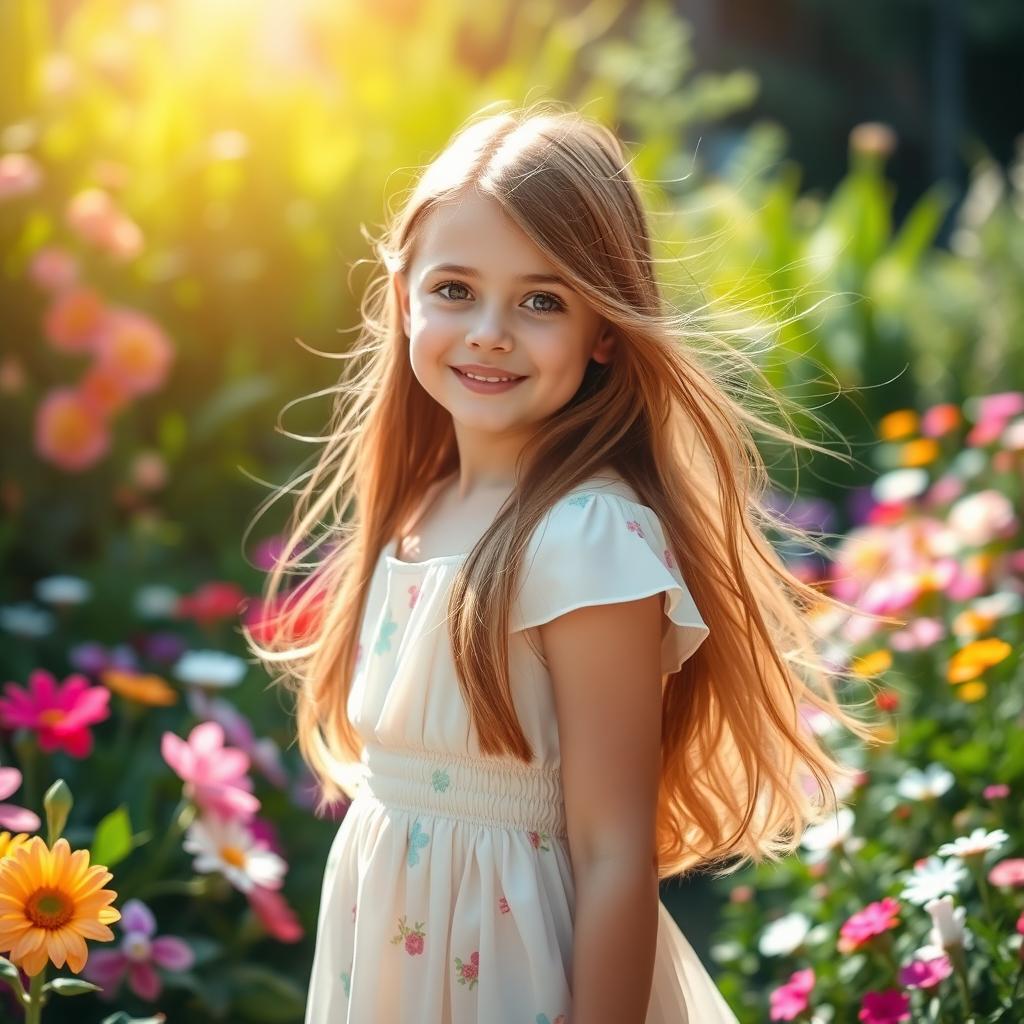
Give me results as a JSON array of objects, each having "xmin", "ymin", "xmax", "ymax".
[{"xmin": 304, "ymin": 473, "xmax": 740, "ymax": 1023}]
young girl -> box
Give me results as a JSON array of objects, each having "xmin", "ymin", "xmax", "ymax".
[{"xmin": 248, "ymin": 101, "xmax": 877, "ymax": 1023}]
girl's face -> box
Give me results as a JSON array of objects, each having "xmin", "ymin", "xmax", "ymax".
[{"xmin": 393, "ymin": 189, "xmax": 615, "ymax": 443}]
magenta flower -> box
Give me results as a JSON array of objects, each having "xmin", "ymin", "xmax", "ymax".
[
  {"xmin": 0, "ymin": 669, "xmax": 111, "ymax": 757},
  {"xmin": 0, "ymin": 767, "xmax": 40, "ymax": 833},
  {"xmin": 838, "ymin": 897, "xmax": 901, "ymax": 953},
  {"xmin": 899, "ymin": 954, "xmax": 952, "ymax": 989},
  {"xmin": 83, "ymin": 899, "xmax": 193, "ymax": 1001},
  {"xmin": 859, "ymin": 990, "xmax": 910, "ymax": 1024},
  {"xmin": 983, "ymin": 783, "xmax": 1010, "ymax": 800},
  {"xmin": 989, "ymin": 858, "xmax": 1024, "ymax": 888},
  {"xmin": 248, "ymin": 884, "xmax": 304, "ymax": 943},
  {"xmin": 161, "ymin": 720, "xmax": 260, "ymax": 820},
  {"xmin": 769, "ymin": 967, "xmax": 815, "ymax": 1021}
]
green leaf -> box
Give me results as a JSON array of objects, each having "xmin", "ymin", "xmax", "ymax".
[
  {"xmin": 44, "ymin": 977, "xmax": 102, "ymax": 996},
  {"xmin": 227, "ymin": 964, "xmax": 305, "ymax": 1022},
  {"xmin": 90, "ymin": 805, "xmax": 134, "ymax": 868},
  {"xmin": 0, "ymin": 956, "xmax": 19, "ymax": 982}
]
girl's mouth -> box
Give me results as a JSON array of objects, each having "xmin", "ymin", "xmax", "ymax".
[{"xmin": 451, "ymin": 367, "xmax": 527, "ymax": 394}]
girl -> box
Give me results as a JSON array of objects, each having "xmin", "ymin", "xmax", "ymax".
[{"xmin": 247, "ymin": 101, "xmax": 879, "ymax": 1023}]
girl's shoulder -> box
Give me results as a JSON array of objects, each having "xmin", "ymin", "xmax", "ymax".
[{"xmin": 512, "ymin": 470, "xmax": 709, "ymax": 672}]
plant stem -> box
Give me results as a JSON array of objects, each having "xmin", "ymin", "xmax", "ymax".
[{"xmin": 24, "ymin": 968, "xmax": 45, "ymax": 1024}]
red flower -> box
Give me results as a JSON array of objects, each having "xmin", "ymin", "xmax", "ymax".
[
  {"xmin": 176, "ymin": 582, "xmax": 247, "ymax": 627},
  {"xmin": 247, "ymin": 885, "xmax": 304, "ymax": 943},
  {"xmin": 0, "ymin": 669, "xmax": 111, "ymax": 757},
  {"xmin": 838, "ymin": 897, "xmax": 901, "ymax": 954}
]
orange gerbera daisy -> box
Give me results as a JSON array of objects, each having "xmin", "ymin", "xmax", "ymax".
[
  {"xmin": 0, "ymin": 831, "xmax": 30, "ymax": 860},
  {"xmin": 947, "ymin": 637, "xmax": 1013, "ymax": 684},
  {"xmin": 101, "ymin": 668, "xmax": 178, "ymax": 706},
  {"xmin": 0, "ymin": 836, "xmax": 120, "ymax": 975}
]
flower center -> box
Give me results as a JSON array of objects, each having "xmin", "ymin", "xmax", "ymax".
[
  {"xmin": 38, "ymin": 709, "xmax": 65, "ymax": 726},
  {"xmin": 26, "ymin": 887, "xmax": 74, "ymax": 929},
  {"xmin": 123, "ymin": 932, "xmax": 152, "ymax": 962},
  {"xmin": 220, "ymin": 845, "xmax": 247, "ymax": 869}
]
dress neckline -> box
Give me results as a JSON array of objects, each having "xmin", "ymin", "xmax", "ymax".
[{"xmin": 383, "ymin": 537, "xmax": 469, "ymax": 571}]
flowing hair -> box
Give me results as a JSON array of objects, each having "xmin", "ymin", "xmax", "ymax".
[{"xmin": 244, "ymin": 100, "xmax": 893, "ymax": 880}]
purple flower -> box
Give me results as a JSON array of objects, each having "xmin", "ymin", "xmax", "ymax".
[
  {"xmin": 83, "ymin": 899, "xmax": 194, "ymax": 1001},
  {"xmin": 899, "ymin": 954, "xmax": 952, "ymax": 990},
  {"xmin": 138, "ymin": 630, "xmax": 188, "ymax": 665},
  {"xmin": 69, "ymin": 641, "xmax": 138, "ymax": 676}
]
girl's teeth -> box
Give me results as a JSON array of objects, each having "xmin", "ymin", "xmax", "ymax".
[{"xmin": 464, "ymin": 372, "xmax": 515, "ymax": 382}]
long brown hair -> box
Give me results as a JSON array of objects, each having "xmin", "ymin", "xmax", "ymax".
[{"xmin": 244, "ymin": 100, "xmax": 892, "ymax": 879}]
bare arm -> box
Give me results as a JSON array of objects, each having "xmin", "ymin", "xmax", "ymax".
[{"xmin": 539, "ymin": 593, "xmax": 664, "ymax": 1024}]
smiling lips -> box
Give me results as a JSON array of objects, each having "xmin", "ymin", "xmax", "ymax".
[{"xmin": 451, "ymin": 366, "xmax": 527, "ymax": 393}]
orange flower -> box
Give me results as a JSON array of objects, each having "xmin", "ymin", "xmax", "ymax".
[
  {"xmin": 101, "ymin": 669, "xmax": 178, "ymax": 706},
  {"xmin": 0, "ymin": 832, "xmax": 30, "ymax": 860},
  {"xmin": 900, "ymin": 438, "xmax": 940, "ymax": 467},
  {"xmin": 947, "ymin": 637, "xmax": 1013, "ymax": 684},
  {"xmin": 851, "ymin": 649, "xmax": 892, "ymax": 678},
  {"xmin": 956, "ymin": 681, "xmax": 987, "ymax": 703},
  {"xmin": 0, "ymin": 836, "xmax": 120, "ymax": 975},
  {"xmin": 878, "ymin": 410, "xmax": 918, "ymax": 441}
]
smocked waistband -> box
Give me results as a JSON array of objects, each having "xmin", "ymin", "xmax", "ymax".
[{"xmin": 352, "ymin": 742, "xmax": 567, "ymax": 836}]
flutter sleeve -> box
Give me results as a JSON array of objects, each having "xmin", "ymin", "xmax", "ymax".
[{"xmin": 509, "ymin": 490, "xmax": 710, "ymax": 674}]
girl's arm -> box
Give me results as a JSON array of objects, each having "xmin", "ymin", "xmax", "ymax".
[{"xmin": 540, "ymin": 593, "xmax": 665, "ymax": 1024}]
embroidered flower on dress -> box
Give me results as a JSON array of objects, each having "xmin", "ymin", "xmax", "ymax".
[
  {"xmin": 498, "ymin": 895, "xmax": 510, "ymax": 914},
  {"xmin": 390, "ymin": 915, "xmax": 426, "ymax": 955},
  {"xmin": 374, "ymin": 608, "xmax": 397, "ymax": 654},
  {"xmin": 566, "ymin": 494, "xmax": 592, "ymax": 508},
  {"xmin": 664, "ymin": 548, "xmax": 676, "ymax": 569},
  {"xmin": 341, "ymin": 970, "xmax": 351, "ymax": 996},
  {"xmin": 528, "ymin": 830, "xmax": 551, "ymax": 851},
  {"xmin": 408, "ymin": 819, "xmax": 429, "ymax": 867},
  {"xmin": 625, "ymin": 518, "xmax": 645, "ymax": 538},
  {"xmin": 536, "ymin": 1015, "xmax": 567, "ymax": 1024},
  {"xmin": 431, "ymin": 768, "xmax": 451, "ymax": 793},
  {"xmin": 454, "ymin": 951, "xmax": 479, "ymax": 989},
  {"xmin": 408, "ymin": 584, "xmax": 420, "ymax": 609}
]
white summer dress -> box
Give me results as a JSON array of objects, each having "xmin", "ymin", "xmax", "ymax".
[{"xmin": 303, "ymin": 473, "xmax": 740, "ymax": 1023}]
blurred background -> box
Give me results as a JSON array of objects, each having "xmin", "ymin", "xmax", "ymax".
[{"xmin": 1, "ymin": 1, "xmax": 1022, "ymax": 1021}]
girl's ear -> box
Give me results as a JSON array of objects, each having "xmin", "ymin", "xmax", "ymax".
[
  {"xmin": 590, "ymin": 326, "xmax": 617, "ymax": 366},
  {"xmin": 392, "ymin": 271, "xmax": 412, "ymax": 337}
]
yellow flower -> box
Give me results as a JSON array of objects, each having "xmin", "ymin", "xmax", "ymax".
[
  {"xmin": 101, "ymin": 668, "xmax": 178, "ymax": 706},
  {"xmin": 878, "ymin": 410, "xmax": 918, "ymax": 441},
  {"xmin": 0, "ymin": 832, "xmax": 30, "ymax": 860},
  {"xmin": 851, "ymin": 649, "xmax": 892, "ymax": 678},
  {"xmin": 0, "ymin": 836, "xmax": 120, "ymax": 975},
  {"xmin": 947, "ymin": 637, "xmax": 1012, "ymax": 684},
  {"xmin": 900, "ymin": 438, "xmax": 940, "ymax": 467},
  {"xmin": 956, "ymin": 681, "xmax": 987, "ymax": 703}
]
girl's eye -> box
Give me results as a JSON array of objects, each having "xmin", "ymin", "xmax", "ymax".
[{"xmin": 433, "ymin": 281, "xmax": 565, "ymax": 315}]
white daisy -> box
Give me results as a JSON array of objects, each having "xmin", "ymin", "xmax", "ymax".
[
  {"xmin": 937, "ymin": 827, "xmax": 1009, "ymax": 860},
  {"xmin": 173, "ymin": 650, "xmax": 247, "ymax": 689},
  {"xmin": 920, "ymin": 895, "xmax": 973, "ymax": 954},
  {"xmin": 896, "ymin": 763, "xmax": 955, "ymax": 801},
  {"xmin": 183, "ymin": 815, "xmax": 286, "ymax": 893},
  {"xmin": 872, "ymin": 468, "xmax": 930, "ymax": 504},
  {"xmin": 758, "ymin": 912, "xmax": 811, "ymax": 957},
  {"xmin": 133, "ymin": 583, "xmax": 180, "ymax": 619},
  {"xmin": 0, "ymin": 602, "xmax": 55, "ymax": 638},
  {"xmin": 899, "ymin": 856, "xmax": 968, "ymax": 906},
  {"xmin": 34, "ymin": 574, "xmax": 92, "ymax": 606},
  {"xmin": 800, "ymin": 807, "xmax": 856, "ymax": 861}
]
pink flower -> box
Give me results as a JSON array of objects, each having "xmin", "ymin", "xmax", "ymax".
[
  {"xmin": 769, "ymin": 967, "xmax": 815, "ymax": 1021},
  {"xmin": 0, "ymin": 153, "xmax": 42, "ymax": 200},
  {"xmin": 34, "ymin": 387, "xmax": 111, "ymax": 472},
  {"xmin": 859, "ymin": 989, "xmax": 910, "ymax": 1024},
  {"xmin": 838, "ymin": 897, "xmax": 901, "ymax": 954},
  {"xmin": 161, "ymin": 721, "xmax": 259, "ymax": 820},
  {"xmin": 29, "ymin": 246, "xmax": 79, "ymax": 292},
  {"xmin": 0, "ymin": 670, "xmax": 111, "ymax": 757},
  {"xmin": 988, "ymin": 858, "xmax": 1024, "ymax": 888},
  {"xmin": 93, "ymin": 308, "xmax": 173, "ymax": 397},
  {"xmin": 42, "ymin": 286, "xmax": 109, "ymax": 353},
  {"xmin": 0, "ymin": 767, "xmax": 41, "ymax": 833},
  {"xmin": 899, "ymin": 954, "xmax": 952, "ymax": 989},
  {"xmin": 983, "ymin": 783, "xmax": 1010, "ymax": 800},
  {"xmin": 176, "ymin": 581, "xmax": 247, "ymax": 627},
  {"xmin": 82, "ymin": 899, "xmax": 193, "ymax": 1001},
  {"xmin": 247, "ymin": 884, "xmax": 304, "ymax": 943},
  {"xmin": 1017, "ymin": 910, "xmax": 1024, "ymax": 937}
]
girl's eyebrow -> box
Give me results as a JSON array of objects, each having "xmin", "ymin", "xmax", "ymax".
[{"xmin": 424, "ymin": 263, "xmax": 573, "ymax": 290}]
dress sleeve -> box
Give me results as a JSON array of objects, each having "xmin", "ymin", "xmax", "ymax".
[{"xmin": 509, "ymin": 490, "xmax": 710, "ymax": 674}]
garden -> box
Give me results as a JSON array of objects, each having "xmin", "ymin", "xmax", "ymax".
[{"xmin": 1, "ymin": 1, "xmax": 1022, "ymax": 1021}]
